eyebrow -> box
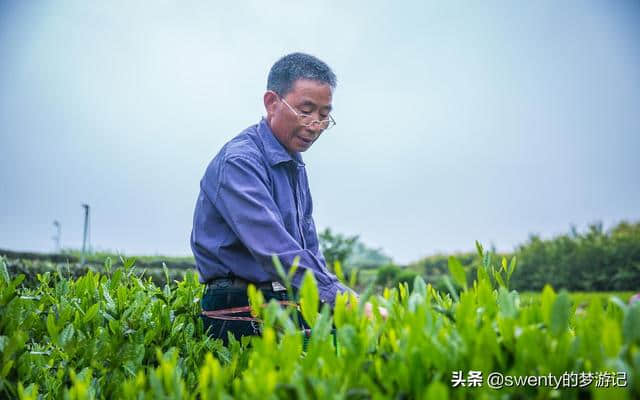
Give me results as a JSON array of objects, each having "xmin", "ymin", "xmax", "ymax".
[{"xmin": 299, "ymin": 100, "xmax": 332, "ymax": 112}]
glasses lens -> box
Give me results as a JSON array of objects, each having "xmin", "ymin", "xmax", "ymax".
[{"xmin": 302, "ymin": 119, "xmax": 332, "ymax": 129}]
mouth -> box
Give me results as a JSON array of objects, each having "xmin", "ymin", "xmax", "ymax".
[{"xmin": 297, "ymin": 136, "xmax": 313, "ymax": 145}]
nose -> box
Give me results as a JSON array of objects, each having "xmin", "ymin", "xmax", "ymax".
[{"xmin": 306, "ymin": 122, "xmax": 324, "ymax": 136}]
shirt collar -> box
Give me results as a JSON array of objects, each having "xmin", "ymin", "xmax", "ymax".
[{"xmin": 257, "ymin": 117, "xmax": 305, "ymax": 167}]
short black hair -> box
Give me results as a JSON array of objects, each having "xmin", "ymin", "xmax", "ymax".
[{"xmin": 267, "ymin": 52, "xmax": 337, "ymax": 97}]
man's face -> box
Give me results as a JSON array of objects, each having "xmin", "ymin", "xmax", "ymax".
[{"xmin": 266, "ymin": 79, "xmax": 333, "ymax": 154}]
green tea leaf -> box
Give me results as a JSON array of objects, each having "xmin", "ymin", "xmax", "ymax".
[
  {"xmin": 475, "ymin": 240, "xmax": 484, "ymax": 258},
  {"xmin": 412, "ymin": 275, "xmax": 427, "ymax": 297},
  {"xmin": 541, "ymin": 284, "xmax": 556, "ymax": 326},
  {"xmin": 602, "ymin": 319, "xmax": 622, "ymax": 357},
  {"xmin": 0, "ymin": 257, "xmax": 10, "ymax": 284},
  {"xmin": 311, "ymin": 304, "xmax": 332, "ymax": 340},
  {"xmin": 492, "ymin": 266, "xmax": 505, "ymax": 288},
  {"xmin": 122, "ymin": 256, "xmax": 136, "ymax": 270},
  {"xmin": 287, "ymin": 258, "xmax": 299, "ymax": 282},
  {"xmin": 497, "ymin": 287, "xmax": 517, "ymax": 318},
  {"xmin": 104, "ymin": 257, "xmax": 112, "ymax": 274},
  {"xmin": 507, "ymin": 256, "xmax": 517, "ymax": 281},
  {"xmin": 483, "ymin": 251, "xmax": 492, "ymax": 270},
  {"xmin": 333, "ymin": 261, "xmax": 345, "ymax": 284},
  {"xmin": 272, "ymin": 255, "xmax": 287, "ymax": 283},
  {"xmin": 476, "ymin": 279, "xmax": 496, "ymax": 318},
  {"xmin": 1, "ymin": 360, "xmax": 13, "ymax": 378},
  {"xmin": 623, "ymin": 302, "xmax": 640, "ymax": 344},
  {"xmin": 476, "ymin": 264, "xmax": 490, "ymax": 286},
  {"xmin": 333, "ymin": 292, "xmax": 348, "ymax": 328},
  {"xmin": 247, "ymin": 284, "xmax": 264, "ymax": 319},
  {"xmin": 550, "ymin": 291, "xmax": 571, "ymax": 336},
  {"xmin": 83, "ymin": 303, "xmax": 100, "ymax": 324},
  {"xmin": 441, "ymin": 276, "xmax": 459, "ymax": 303},
  {"xmin": 171, "ymin": 322, "xmax": 184, "ymax": 336},
  {"xmin": 299, "ymin": 270, "xmax": 319, "ymax": 327},
  {"xmin": 101, "ymin": 283, "xmax": 116, "ymax": 312},
  {"xmin": 349, "ymin": 268, "xmax": 359, "ymax": 289},
  {"xmin": 46, "ymin": 312, "xmax": 58, "ymax": 339},
  {"xmin": 59, "ymin": 323, "xmax": 75, "ymax": 347},
  {"xmin": 448, "ymin": 256, "xmax": 467, "ymax": 290},
  {"xmin": 163, "ymin": 263, "xmax": 170, "ymax": 287},
  {"xmin": 109, "ymin": 319, "xmax": 120, "ymax": 335},
  {"xmin": 288, "ymin": 256, "xmax": 300, "ymax": 287}
]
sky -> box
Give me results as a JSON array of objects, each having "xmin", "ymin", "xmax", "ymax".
[{"xmin": 1, "ymin": 1, "xmax": 639, "ymax": 264}]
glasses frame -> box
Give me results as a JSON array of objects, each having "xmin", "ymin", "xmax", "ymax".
[{"xmin": 278, "ymin": 95, "xmax": 336, "ymax": 130}]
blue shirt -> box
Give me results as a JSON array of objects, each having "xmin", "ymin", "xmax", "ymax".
[{"xmin": 191, "ymin": 118, "xmax": 351, "ymax": 306}]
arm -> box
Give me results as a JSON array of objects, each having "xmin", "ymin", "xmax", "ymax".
[{"xmin": 211, "ymin": 155, "xmax": 351, "ymax": 306}]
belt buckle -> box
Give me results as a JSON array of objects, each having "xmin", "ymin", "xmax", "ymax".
[{"xmin": 271, "ymin": 281, "xmax": 286, "ymax": 292}]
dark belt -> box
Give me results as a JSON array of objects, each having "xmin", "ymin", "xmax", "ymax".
[{"xmin": 205, "ymin": 276, "xmax": 287, "ymax": 292}]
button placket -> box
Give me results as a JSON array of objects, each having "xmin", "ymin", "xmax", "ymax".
[{"xmin": 289, "ymin": 164, "xmax": 307, "ymax": 249}]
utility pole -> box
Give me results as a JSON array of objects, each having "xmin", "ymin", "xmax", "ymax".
[
  {"xmin": 81, "ymin": 204, "xmax": 90, "ymax": 263},
  {"xmin": 52, "ymin": 220, "xmax": 61, "ymax": 252}
]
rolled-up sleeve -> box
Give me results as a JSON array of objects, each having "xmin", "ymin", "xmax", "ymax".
[{"xmin": 211, "ymin": 155, "xmax": 351, "ymax": 306}]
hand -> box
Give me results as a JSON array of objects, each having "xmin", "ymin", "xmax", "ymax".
[{"xmin": 364, "ymin": 302, "xmax": 388, "ymax": 320}]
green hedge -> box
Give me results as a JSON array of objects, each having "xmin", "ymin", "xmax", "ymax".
[
  {"xmin": 510, "ymin": 221, "xmax": 640, "ymax": 291},
  {"xmin": 406, "ymin": 221, "xmax": 640, "ymax": 292}
]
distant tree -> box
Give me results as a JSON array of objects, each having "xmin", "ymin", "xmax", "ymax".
[
  {"xmin": 318, "ymin": 228, "xmax": 392, "ymax": 272},
  {"xmin": 318, "ymin": 228, "xmax": 359, "ymax": 271},
  {"xmin": 347, "ymin": 241, "xmax": 393, "ymax": 269},
  {"xmin": 374, "ymin": 264, "xmax": 418, "ymax": 290},
  {"xmin": 375, "ymin": 264, "xmax": 402, "ymax": 287}
]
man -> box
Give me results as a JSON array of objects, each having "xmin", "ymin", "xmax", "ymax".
[{"xmin": 191, "ymin": 53, "xmax": 374, "ymax": 344}]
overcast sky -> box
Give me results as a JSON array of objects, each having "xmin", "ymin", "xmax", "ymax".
[{"xmin": 1, "ymin": 1, "xmax": 639, "ymax": 264}]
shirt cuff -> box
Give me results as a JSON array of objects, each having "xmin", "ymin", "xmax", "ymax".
[{"xmin": 318, "ymin": 280, "xmax": 356, "ymax": 308}]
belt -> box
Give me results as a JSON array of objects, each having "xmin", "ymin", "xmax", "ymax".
[
  {"xmin": 206, "ymin": 277, "xmax": 287, "ymax": 292},
  {"xmin": 201, "ymin": 299, "xmax": 314, "ymax": 339},
  {"xmin": 202, "ymin": 277, "xmax": 290, "ymax": 322},
  {"xmin": 201, "ymin": 300, "xmax": 299, "ymax": 322}
]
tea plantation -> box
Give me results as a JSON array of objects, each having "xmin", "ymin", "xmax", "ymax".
[{"xmin": 1, "ymin": 245, "xmax": 638, "ymax": 399}]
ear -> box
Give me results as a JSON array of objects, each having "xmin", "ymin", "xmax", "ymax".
[{"xmin": 263, "ymin": 91, "xmax": 279, "ymax": 117}]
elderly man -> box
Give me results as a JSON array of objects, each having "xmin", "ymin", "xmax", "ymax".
[{"xmin": 191, "ymin": 53, "xmax": 374, "ymax": 344}]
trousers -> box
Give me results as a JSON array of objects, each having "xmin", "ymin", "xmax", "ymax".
[{"xmin": 200, "ymin": 281, "xmax": 309, "ymax": 346}]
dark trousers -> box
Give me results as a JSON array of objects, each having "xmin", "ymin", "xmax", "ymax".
[{"xmin": 200, "ymin": 283, "xmax": 309, "ymax": 346}]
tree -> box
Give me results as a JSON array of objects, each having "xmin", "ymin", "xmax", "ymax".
[{"xmin": 318, "ymin": 228, "xmax": 359, "ymax": 270}]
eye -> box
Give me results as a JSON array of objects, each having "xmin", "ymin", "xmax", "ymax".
[{"xmin": 299, "ymin": 108, "xmax": 313, "ymax": 116}]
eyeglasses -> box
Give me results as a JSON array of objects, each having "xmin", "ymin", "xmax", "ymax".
[{"xmin": 279, "ymin": 96, "xmax": 336, "ymax": 130}]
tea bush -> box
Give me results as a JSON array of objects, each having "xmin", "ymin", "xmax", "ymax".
[{"xmin": 1, "ymin": 243, "xmax": 639, "ymax": 399}]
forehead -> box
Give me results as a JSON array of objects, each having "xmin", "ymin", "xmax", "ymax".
[{"xmin": 285, "ymin": 79, "xmax": 333, "ymax": 107}]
